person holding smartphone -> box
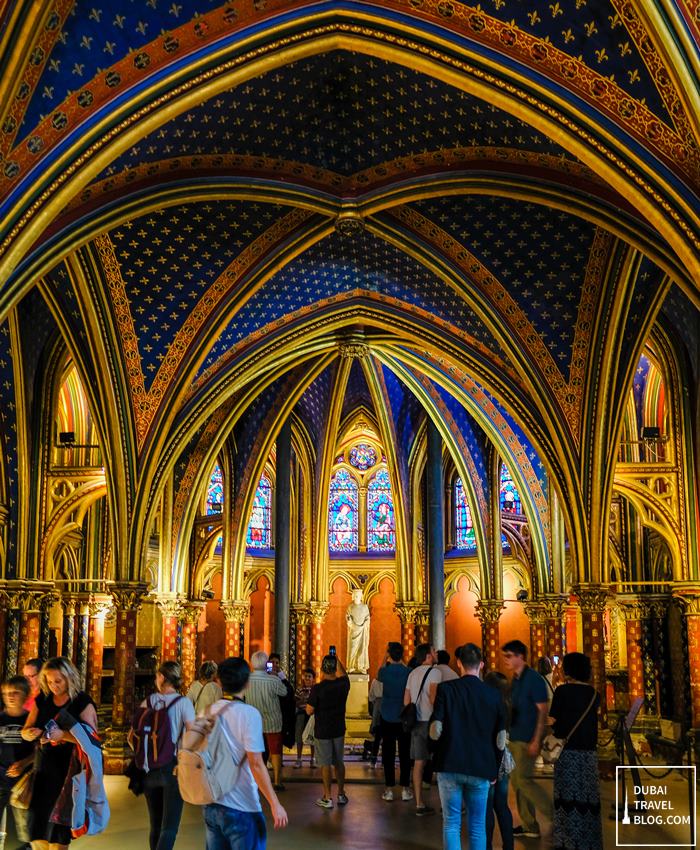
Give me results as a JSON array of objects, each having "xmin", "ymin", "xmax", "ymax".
[
  {"xmin": 245, "ymin": 652, "xmax": 288, "ymax": 791},
  {"xmin": 22, "ymin": 657, "xmax": 98, "ymax": 849}
]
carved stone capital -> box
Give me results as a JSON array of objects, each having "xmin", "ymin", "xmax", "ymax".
[
  {"xmin": 307, "ymin": 602, "xmax": 330, "ymax": 626},
  {"xmin": 616, "ymin": 594, "xmax": 647, "ymax": 622},
  {"xmin": 338, "ymin": 341, "xmax": 369, "ymax": 360},
  {"xmin": 86, "ymin": 593, "xmax": 113, "ymax": 619},
  {"xmin": 39, "ymin": 590, "xmax": 60, "ymax": 615},
  {"xmin": 220, "ymin": 600, "xmax": 250, "ymax": 623},
  {"xmin": 182, "ymin": 602, "xmax": 205, "ymax": 626},
  {"xmin": 0, "ymin": 581, "xmax": 55, "ymax": 612},
  {"xmin": 523, "ymin": 602, "xmax": 547, "ymax": 625},
  {"xmin": 110, "ymin": 582, "xmax": 149, "ymax": 613},
  {"xmin": 60, "ymin": 595, "xmax": 77, "ymax": 617},
  {"xmin": 574, "ymin": 585, "xmax": 609, "ymax": 614},
  {"xmin": 672, "ymin": 585, "xmax": 700, "ymax": 617},
  {"xmin": 156, "ymin": 596, "xmax": 184, "ymax": 619},
  {"xmin": 394, "ymin": 602, "xmax": 423, "ymax": 625},
  {"xmin": 475, "ymin": 599, "xmax": 505, "ymax": 625},
  {"xmin": 541, "ymin": 594, "xmax": 568, "ymax": 620},
  {"xmin": 645, "ymin": 594, "xmax": 671, "ymax": 620}
]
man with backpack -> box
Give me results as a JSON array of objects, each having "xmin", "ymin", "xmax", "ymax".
[{"xmin": 181, "ymin": 657, "xmax": 287, "ymax": 850}]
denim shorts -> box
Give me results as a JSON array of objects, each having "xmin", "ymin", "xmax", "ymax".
[{"xmin": 203, "ymin": 803, "xmax": 266, "ymax": 850}]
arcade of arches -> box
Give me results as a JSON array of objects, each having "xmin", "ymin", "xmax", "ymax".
[{"xmin": 0, "ymin": 0, "xmax": 699, "ymax": 773}]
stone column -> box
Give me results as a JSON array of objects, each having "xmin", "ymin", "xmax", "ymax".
[
  {"xmin": 672, "ymin": 586, "xmax": 700, "ymax": 729},
  {"xmin": 274, "ymin": 418, "xmax": 292, "ymax": 673},
  {"xmin": 86, "ymin": 595, "xmax": 111, "ymax": 706},
  {"xmin": 109, "ymin": 583, "xmax": 148, "ymax": 730},
  {"xmin": 18, "ymin": 592, "xmax": 43, "ymax": 670},
  {"xmin": 542, "ymin": 595, "xmax": 567, "ymax": 660},
  {"xmin": 75, "ymin": 600, "xmax": 90, "ymax": 688},
  {"xmin": 395, "ymin": 603, "xmax": 419, "ymax": 660},
  {"xmin": 617, "ymin": 595, "xmax": 646, "ymax": 707},
  {"xmin": 415, "ymin": 606, "xmax": 431, "ymax": 648},
  {"xmin": 647, "ymin": 594, "xmax": 671, "ymax": 718},
  {"xmin": 181, "ymin": 603, "xmax": 204, "ymax": 692},
  {"xmin": 4, "ymin": 604, "xmax": 20, "ymax": 677},
  {"xmin": 308, "ymin": 603, "xmax": 329, "ymax": 674},
  {"xmin": 220, "ymin": 601, "xmax": 249, "ymax": 658},
  {"xmin": 476, "ymin": 599, "xmax": 504, "ymax": 672},
  {"xmin": 524, "ymin": 602, "xmax": 547, "ymax": 662},
  {"xmin": 426, "ymin": 419, "xmax": 445, "ymax": 650},
  {"xmin": 61, "ymin": 596, "xmax": 76, "ymax": 661},
  {"xmin": 291, "ymin": 606, "xmax": 311, "ymax": 681},
  {"xmin": 0, "ymin": 603, "xmax": 7, "ymax": 679},
  {"xmin": 575, "ymin": 585, "xmax": 609, "ymax": 721},
  {"xmin": 157, "ymin": 597, "xmax": 182, "ymax": 663},
  {"xmin": 39, "ymin": 592, "xmax": 56, "ymax": 661}
]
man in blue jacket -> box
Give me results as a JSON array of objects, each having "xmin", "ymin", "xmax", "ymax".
[{"xmin": 430, "ymin": 643, "xmax": 506, "ymax": 850}]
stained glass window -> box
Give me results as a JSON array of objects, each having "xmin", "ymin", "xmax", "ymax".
[
  {"xmin": 328, "ymin": 469, "xmax": 359, "ymax": 552},
  {"xmin": 246, "ymin": 474, "xmax": 272, "ymax": 549},
  {"xmin": 206, "ymin": 464, "xmax": 224, "ymax": 514},
  {"xmin": 348, "ymin": 443, "xmax": 377, "ymax": 471},
  {"xmin": 500, "ymin": 464, "xmax": 521, "ymax": 514},
  {"xmin": 367, "ymin": 468, "xmax": 395, "ymax": 552},
  {"xmin": 454, "ymin": 477, "xmax": 476, "ymax": 549}
]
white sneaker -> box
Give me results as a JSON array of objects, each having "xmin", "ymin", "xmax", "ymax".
[
  {"xmin": 401, "ymin": 788, "xmax": 414, "ymax": 801},
  {"xmin": 382, "ymin": 789, "xmax": 394, "ymax": 802}
]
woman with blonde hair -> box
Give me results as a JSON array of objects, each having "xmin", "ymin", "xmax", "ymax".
[
  {"xmin": 22, "ymin": 657, "xmax": 98, "ymax": 850},
  {"xmin": 185, "ymin": 660, "xmax": 222, "ymax": 715}
]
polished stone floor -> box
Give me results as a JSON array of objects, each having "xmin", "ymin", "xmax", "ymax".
[{"xmin": 5, "ymin": 757, "xmax": 694, "ymax": 848}]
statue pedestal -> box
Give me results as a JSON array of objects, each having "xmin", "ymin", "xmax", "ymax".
[{"xmin": 346, "ymin": 672, "xmax": 371, "ymax": 738}]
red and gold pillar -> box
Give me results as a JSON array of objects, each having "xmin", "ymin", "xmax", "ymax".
[
  {"xmin": 291, "ymin": 605, "xmax": 311, "ymax": 680},
  {"xmin": 157, "ymin": 598, "xmax": 182, "ymax": 663},
  {"xmin": 18, "ymin": 592, "xmax": 43, "ymax": 670},
  {"xmin": 672, "ymin": 586, "xmax": 700, "ymax": 729},
  {"xmin": 575, "ymin": 585, "xmax": 609, "ymax": 722},
  {"xmin": 618, "ymin": 595, "xmax": 646, "ymax": 706},
  {"xmin": 542, "ymin": 595, "xmax": 567, "ymax": 660},
  {"xmin": 415, "ymin": 605, "xmax": 430, "ymax": 648},
  {"xmin": 395, "ymin": 603, "xmax": 419, "ymax": 660},
  {"xmin": 476, "ymin": 599, "xmax": 504, "ymax": 672},
  {"xmin": 181, "ymin": 603, "xmax": 203, "ymax": 692},
  {"xmin": 524, "ymin": 602, "xmax": 546, "ymax": 662},
  {"xmin": 308, "ymin": 603, "xmax": 328, "ymax": 674},
  {"xmin": 86, "ymin": 595, "xmax": 111, "ymax": 706},
  {"xmin": 110, "ymin": 583, "xmax": 148, "ymax": 729},
  {"xmin": 221, "ymin": 601, "xmax": 249, "ymax": 659}
]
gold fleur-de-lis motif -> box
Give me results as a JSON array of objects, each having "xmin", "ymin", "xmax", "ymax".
[
  {"xmin": 584, "ymin": 20, "xmax": 597, "ymax": 36},
  {"xmin": 549, "ymin": 2, "xmax": 563, "ymax": 17},
  {"xmin": 561, "ymin": 28, "xmax": 575, "ymax": 44},
  {"xmin": 628, "ymin": 68, "xmax": 640, "ymax": 84},
  {"xmin": 575, "ymin": 0, "xmax": 586, "ymax": 7},
  {"xmin": 608, "ymin": 13, "xmax": 621, "ymax": 28},
  {"xmin": 79, "ymin": 35, "xmax": 93, "ymax": 49},
  {"xmin": 595, "ymin": 47, "xmax": 608, "ymax": 63},
  {"xmin": 527, "ymin": 10, "xmax": 541, "ymax": 25},
  {"xmin": 618, "ymin": 41, "xmax": 631, "ymax": 57},
  {"xmin": 492, "ymin": 0, "xmax": 506, "ymax": 8}
]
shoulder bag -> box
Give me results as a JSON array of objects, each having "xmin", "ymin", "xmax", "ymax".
[
  {"xmin": 541, "ymin": 689, "xmax": 597, "ymax": 765},
  {"xmin": 400, "ymin": 666, "xmax": 434, "ymax": 734}
]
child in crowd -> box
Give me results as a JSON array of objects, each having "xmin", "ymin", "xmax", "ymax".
[
  {"xmin": 294, "ymin": 668, "xmax": 316, "ymax": 768},
  {"xmin": 0, "ymin": 676, "xmax": 34, "ymax": 850}
]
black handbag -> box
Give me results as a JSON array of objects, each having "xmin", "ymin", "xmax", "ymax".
[{"xmin": 400, "ymin": 667, "xmax": 434, "ymax": 734}]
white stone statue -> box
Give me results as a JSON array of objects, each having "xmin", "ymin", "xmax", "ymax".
[{"xmin": 346, "ymin": 588, "xmax": 371, "ymax": 673}]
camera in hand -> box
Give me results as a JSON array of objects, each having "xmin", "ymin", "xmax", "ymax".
[{"xmin": 329, "ymin": 645, "xmax": 336, "ymax": 657}]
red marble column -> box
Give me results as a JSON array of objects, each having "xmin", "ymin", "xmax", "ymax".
[
  {"xmin": 476, "ymin": 599, "xmax": 504, "ymax": 672},
  {"xmin": 395, "ymin": 604, "xmax": 419, "ymax": 660},
  {"xmin": 618, "ymin": 595, "xmax": 646, "ymax": 705},
  {"xmin": 181, "ymin": 604, "xmax": 202, "ymax": 693},
  {"xmin": 575, "ymin": 585, "xmax": 609, "ymax": 722},
  {"xmin": 291, "ymin": 606, "xmax": 310, "ymax": 680},
  {"xmin": 221, "ymin": 601, "xmax": 249, "ymax": 659},
  {"xmin": 110, "ymin": 584, "xmax": 148, "ymax": 730},
  {"xmin": 157, "ymin": 598, "xmax": 181, "ymax": 663},
  {"xmin": 86, "ymin": 595, "xmax": 111, "ymax": 706},
  {"xmin": 416, "ymin": 605, "xmax": 430, "ymax": 649},
  {"xmin": 524, "ymin": 602, "xmax": 546, "ymax": 662},
  {"xmin": 18, "ymin": 609, "xmax": 41, "ymax": 670},
  {"xmin": 673, "ymin": 586, "xmax": 700, "ymax": 729}
]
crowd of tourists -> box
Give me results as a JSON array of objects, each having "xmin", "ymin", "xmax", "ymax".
[{"xmin": 0, "ymin": 641, "xmax": 602, "ymax": 850}]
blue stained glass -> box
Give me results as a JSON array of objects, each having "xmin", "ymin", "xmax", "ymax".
[
  {"xmin": 367, "ymin": 468, "xmax": 395, "ymax": 552},
  {"xmin": 206, "ymin": 464, "xmax": 224, "ymax": 514},
  {"xmin": 349, "ymin": 443, "xmax": 377, "ymax": 471},
  {"xmin": 246, "ymin": 475, "xmax": 272, "ymax": 549},
  {"xmin": 328, "ymin": 469, "xmax": 359, "ymax": 552},
  {"xmin": 500, "ymin": 464, "xmax": 521, "ymax": 514},
  {"xmin": 455, "ymin": 478, "xmax": 476, "ymax": 550}
]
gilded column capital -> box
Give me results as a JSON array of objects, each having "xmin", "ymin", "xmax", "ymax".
[
  {"xmin": 220, "ymin": 600, "xmax": 250, "ymax": 623},
  {"xmin": 308, "ymin": 602, "xmax": 330, "ymax": 625},
  {"xmin": 672, "ymin": 585, "xmax": 700, "ymax": 617},
  {"xmin": 39, "ymin": 590, "xmax": 60, "ymax": 615},
  {"xmin": 616, "ymin": 594, "xmax": 647, "ymax": 621},
  {"xmin": 110, "ymin": 582, "xmax": 149, "ymax": 612},
  {"xmin": 645, "ymin": 593, "xmax": 671, "ymax": 620},
  {"xmin": 86, "ymin": 593, "xmax": 113, "ymax": 619},
  {"xmin": 523, "ymin": 602, "xmax": 547, "ymax": 625},
  {"xmin": 338, "ymin": 341, "xmax": 369, "ymax": 360},
  {"xmin": 573, "ymin": 584, "xmax": 609, "ymax": 613},
  {"xmin": 182, "ymin": 602, "xmax": 205, "ymax": 625},
  {"xmin": 155, "ymin": 596, "xmax": 184, "ymax": 619},
  {"xmin": 60, "ymin": 595, "xmax": 77, "ymax": 617},
  {"xmin": 475, "ymin": 599, "xmax": 505, "ymax": 625},
  {"xmin": 541, "ymin": 594, "xmax": 568, "ymax": 619},
  {"xmin": 394, "ymin": 602, "xmax": 423, "ymax": 624}
]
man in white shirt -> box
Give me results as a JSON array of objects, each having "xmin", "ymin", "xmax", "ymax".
[
  {"xmin": 435, "ymin": 650, "xmax": 459, "ymax": 682},
  {"xmin": 183, "ymin": 657, "xmax": 287, "ymax": 850},
  {"xmin": 404, "ymin": 643, "xmax": 441, "ymax": 816},
  {"xmin": 245, "ymin": 651, "xmax": 288, "ymax": 790}
]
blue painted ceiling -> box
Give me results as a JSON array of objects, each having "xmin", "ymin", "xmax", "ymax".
[
  {"xmin": 296, "ymin": 361, "xmax": 338, "ymax": 449},
  {"xmin": 340, "ymin": 359, "xmax": 373, "ymax": 426}
]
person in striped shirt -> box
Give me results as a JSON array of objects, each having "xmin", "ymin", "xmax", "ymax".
[{"xmin": 245, "ymin": 652, "xmax": 288, "ymax": 791}]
